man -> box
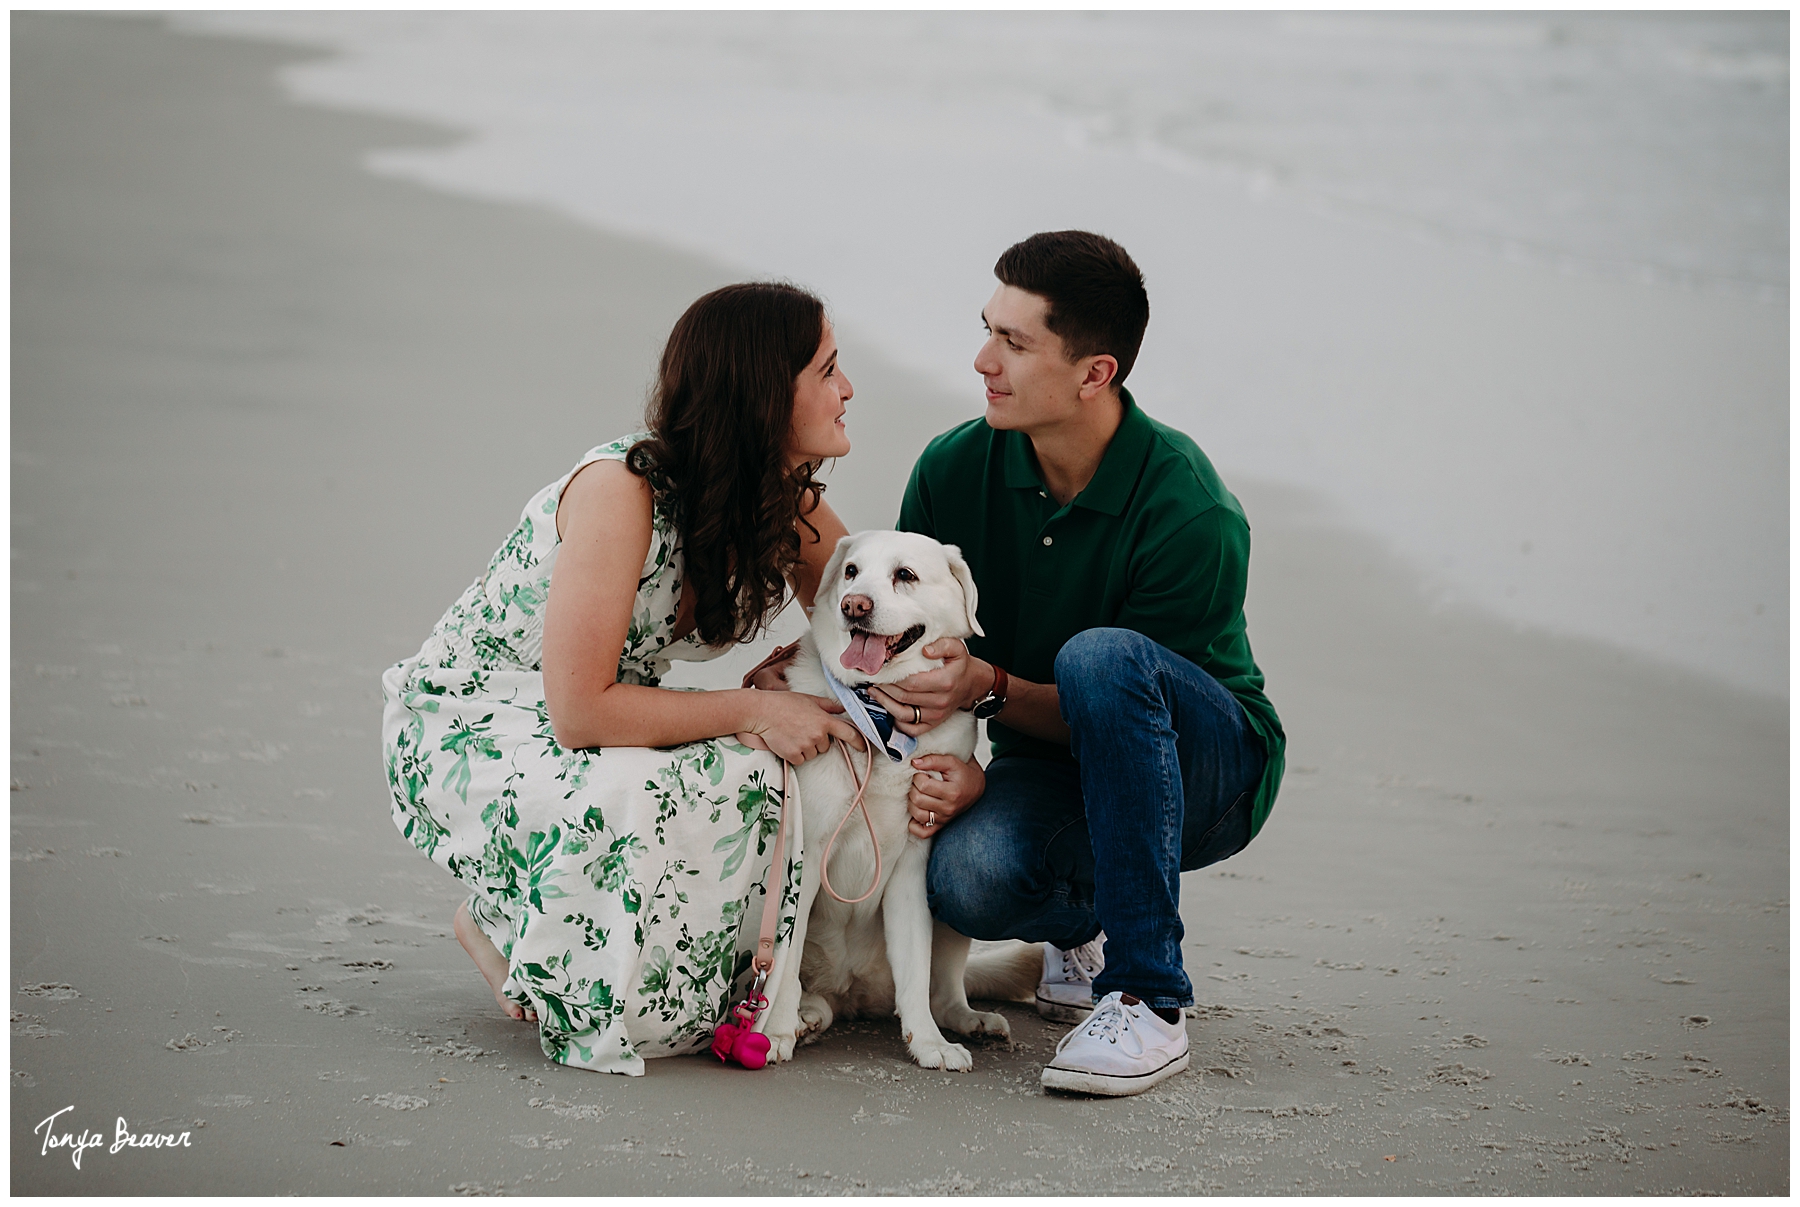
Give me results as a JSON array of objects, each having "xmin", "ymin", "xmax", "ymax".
[{"xmin": 876, "ymin": 230, "xmax": 1284, "ymax": 1097}]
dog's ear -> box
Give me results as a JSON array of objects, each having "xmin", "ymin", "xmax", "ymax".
[
  {"xmin": 813, "ymin": 533, "xmax": 856, "ymax": 615},
  {"xmin": 941, "ymin": 543, "xmax": 984, "ymax": 638}
]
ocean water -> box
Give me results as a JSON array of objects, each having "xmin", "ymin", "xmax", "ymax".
[{"xmin": 176, "ymin": 11, "xmax": 1788, "ymax": 695}]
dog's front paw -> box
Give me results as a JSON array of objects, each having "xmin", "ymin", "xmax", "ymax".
[
  {"xmin": 906, "ymin": 1033, "xmax": 974, "ymax": 1072},
  {"xmin": 939, "ymin": 1005, "xmax": 1011, "ymax": 1041},
  {"xmin": 767, "ymin": 1030, "xmax": 799, "ymax": 1064}
]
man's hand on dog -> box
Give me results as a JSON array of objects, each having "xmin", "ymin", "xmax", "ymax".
[
  {"xmin": 906, "ymin": 753, "xmax": 986, "ymax": 839},
  {"xmin": 873, "ymin": 638, "xmax": 990, "ymax": 734}
]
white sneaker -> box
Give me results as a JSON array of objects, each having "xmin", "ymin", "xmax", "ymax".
[
  {"xmin": 1040, "ymin": 991, "xmax": 1190, "ymax": 1097},
  {"xmin": 1036, "ymin": 935, "xmax": 1105, "ymax": 1023}
]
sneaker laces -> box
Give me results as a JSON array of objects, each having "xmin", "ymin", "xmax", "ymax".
[
  {"xmin": 1056, "ymin": 994, "xmax": 1138, "ymax": 1055},
  {"xmin": 1060, "ymin": 937, "xmax": 1104, "ymax": 983}
]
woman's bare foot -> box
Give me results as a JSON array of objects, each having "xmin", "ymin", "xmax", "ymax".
[{"xmin": 454, "ymin": 901, "xmax": 536, "ymax": 1022}]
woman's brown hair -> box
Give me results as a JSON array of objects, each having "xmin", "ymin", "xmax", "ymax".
[{"xmin": 626, "ymin": 282, "xmax": 828, "ymax": 646}]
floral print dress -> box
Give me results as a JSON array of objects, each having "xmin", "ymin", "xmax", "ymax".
[{"xmin": 380, "ymin": 435, "xmax": 803, "ymax": 1076}]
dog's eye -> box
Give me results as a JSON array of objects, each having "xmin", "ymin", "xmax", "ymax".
[
  {"xmin": 894, "ymin": 567, "xmax": 917, "ymax": 584},
  {"xmin": 844, "ymin": 563, "xmax": 858, "ymax": 580}
]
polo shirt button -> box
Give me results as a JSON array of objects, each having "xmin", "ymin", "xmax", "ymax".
[{"xmin": 1042, "ymin": 536, "xmax": 1053, "ymax": 546}]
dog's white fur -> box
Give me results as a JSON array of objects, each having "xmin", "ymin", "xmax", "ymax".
[{"xmin": 762, "ymin": 530, "xmax": 1038, "ymax": 1069}]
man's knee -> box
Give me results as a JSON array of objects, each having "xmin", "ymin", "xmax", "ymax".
[
  {"xmin": 1055, "ymin": 628, "xmax": 1161, "ymax": 718},
  {"xmin": 925, "ymin": 823, "xmax": 1041, "ymax": 942}
]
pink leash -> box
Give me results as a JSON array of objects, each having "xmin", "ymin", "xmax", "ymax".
[
  {"xmin": 710, "ymin": 760, "xmax": 792, "ymax": 1069},
  {"xmin": 711, "ymin": 740, "xmax": 882, "ymax": 1068},
  {"xmin": 818, "ymin": 741, "xmax": 882, "ymax": 905}
]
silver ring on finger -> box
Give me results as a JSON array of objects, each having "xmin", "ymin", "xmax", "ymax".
[{"xmin": 927, "ymin": 811, "xmax": 935, "ymax": 828}]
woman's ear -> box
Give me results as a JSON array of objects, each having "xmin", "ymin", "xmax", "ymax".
[{"xmin": 942, "ymin": 543, "xmax": 984, "ymax": 638}]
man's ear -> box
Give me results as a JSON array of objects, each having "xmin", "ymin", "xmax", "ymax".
[
  {"xmin": 1077, "ymin": 353, "xmax": 1119, "ymax": 402},
  {"xmin": 941, "ymin": 543, "xmax": 984, "ymax": 638}
]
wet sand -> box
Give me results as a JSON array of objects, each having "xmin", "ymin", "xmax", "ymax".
[{"xmin": 11, "ymin": 13, "xmax": 1787, "ymax": 1195}]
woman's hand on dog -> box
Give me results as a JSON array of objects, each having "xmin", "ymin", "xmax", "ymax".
[
  {"xmin": 875, "ymin": 638, "xmax": 989, "ymax": 735},
  {"xmin": 737, "ymin": 691, "xmax": 866, "ymax": 765},
  {"xmin": 906, "ymin": 753, "xmax": 985, "ymax": 839}
]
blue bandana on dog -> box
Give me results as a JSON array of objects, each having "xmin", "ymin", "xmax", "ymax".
[{"xmin": 821, "ymin": 655, "xmax": 916, "ymax": 763}]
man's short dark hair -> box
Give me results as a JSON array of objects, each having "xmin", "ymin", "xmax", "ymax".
[{"xmin": 994, "ymin": 230, "xmax": 1149, "ymax": 386}]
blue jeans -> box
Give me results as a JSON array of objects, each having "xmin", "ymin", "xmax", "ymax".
[{"xmin": 926, "ymin": 628, "xmax": 1267, "ymax": 1010}]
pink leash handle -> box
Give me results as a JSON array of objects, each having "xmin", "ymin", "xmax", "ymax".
[
  {"xmin": 738, "ymin": 640, "xmax": 883, "ymax": 908},
  {"xmin": 817, "ymin": 742, "xmax": 882, "ymax": 905},
  {"xmin": 748, "ymin": 741, "xmax": 881, "ymax": 978},
  {"xmin": 740, "ymin": 640, "xmax": 802, "ymax": 690}
]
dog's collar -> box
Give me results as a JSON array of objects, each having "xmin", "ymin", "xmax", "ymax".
[{"xmin": 821, "ymin": 655, "xmax": 916, "ymax": 763}]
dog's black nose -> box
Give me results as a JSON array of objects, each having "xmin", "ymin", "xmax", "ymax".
[{"xmin": 840, "ymin": 594, "xmax": 873, "ymax": 621}]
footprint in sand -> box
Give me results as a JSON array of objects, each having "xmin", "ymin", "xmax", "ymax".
[
  {"xmin": 17, "ymin": 983, "xmax": 80, "ymax": 1001},
  {"xmin": 368, "ymin": 1092, "xmax": 430, "ymax": 1111},
  {"xmin": 300, "ymin": 999, "xmax": 367, "ymax": 1018},
  {"xmin": 1429, "ymin": 1062, "xmax": 1492, "ymax": 1086},
  {"xmin": 13, "ymin": 1028, "xmax": 61, "ymax": 1043}
]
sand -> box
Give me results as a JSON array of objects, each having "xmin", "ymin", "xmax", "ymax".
[{"xmin": 11, "ymin": 13, "xmax": 1787, "ymax": 1195}]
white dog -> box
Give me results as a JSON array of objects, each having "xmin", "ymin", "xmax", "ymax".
[{"xmin": 762, "ymin": 530, "xmax": 1038, "ymax": 1070}]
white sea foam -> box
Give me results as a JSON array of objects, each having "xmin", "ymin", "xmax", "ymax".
[{"xmin": 175, "ymin": 12, "xmax": 1788, "ymax": 695}]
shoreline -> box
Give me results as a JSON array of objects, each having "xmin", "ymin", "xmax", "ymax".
[
  {"xmin": 11, "ymin": 14, "xmax": 1787, "ymax": 1195},
  {"xmin": 173, "ymin": 10, "xmax": 1791, "ymax": 700}
]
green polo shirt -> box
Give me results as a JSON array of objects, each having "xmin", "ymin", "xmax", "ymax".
[{"xmin": 896, "ymin": 389, "xmax": 1284, "ymax": 838}]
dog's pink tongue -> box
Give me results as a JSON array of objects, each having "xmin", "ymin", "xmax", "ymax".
[{"xmin": 840, "ymin": 631, "xmax": 888, "ymax": 676}]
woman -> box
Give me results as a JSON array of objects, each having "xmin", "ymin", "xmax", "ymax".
[{"xmin": 381, "ymin": 282, "xmax": 980, "ymax": 1075}]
